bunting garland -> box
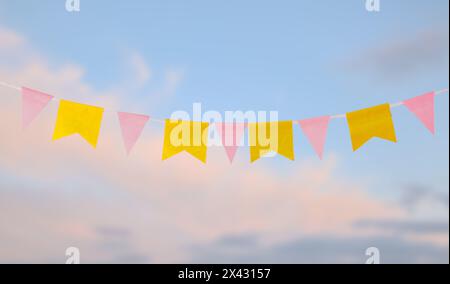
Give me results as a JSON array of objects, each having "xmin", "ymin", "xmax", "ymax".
[{"xmin": 0, "ymin": 81, "xmax": 448, "ymax": 163}]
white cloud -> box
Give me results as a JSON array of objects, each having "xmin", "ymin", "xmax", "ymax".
[
  {"xmin": 0, "ymin": 27, "xmax": 25, "ymax": 50},
  {"xmin": 128, "ymin": 51, "xmax": 152, "ymax": 87}
]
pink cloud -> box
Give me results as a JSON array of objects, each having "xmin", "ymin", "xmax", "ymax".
[{"xmin": 0, "ymin": 27, "xmax": 25, "ymax": 50}]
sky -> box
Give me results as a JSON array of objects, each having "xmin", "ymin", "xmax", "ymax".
[{"xmin": 0, "ymin": 0, "xmax": 448, "ymax": 263}]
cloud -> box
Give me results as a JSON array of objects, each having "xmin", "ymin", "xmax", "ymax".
[
  {"xmin": 400, "ymin": 185, "xmax": 449, "ymax": 210},
  {"xmin": 189, "ymin": 234, "xmax": 449, "ymax": 264},
  {"xmin": 139, "ymin": 68, "xmax": 184, "ymax": 109},
  {"xmin": 101, "ymin": 49, "xmax": 184, "ymax": 111},
  {"xmin": 215, "ymin": 234, "xmax": 260, "ymax": 248},
  {"xmin": 0, "ymin": 184, "xmax": 153, "ymax": 264},
  {"xmin": 354, "ymin": 220, "xmax": 449, "ymax": 235},
  {"xmin": 128, "ymin": 51, "xmax": 152, "ymax": 87},
  {"xmin": 341, "ymin": 27, "xmax": 449, "ymax": 82},
  {"xmin": 93, "ymin": 226, "xmax": 151, "ymax": 264},
  {"xmin": 0, "ymin": 27, "xmax": 25, "ymax": 50}
]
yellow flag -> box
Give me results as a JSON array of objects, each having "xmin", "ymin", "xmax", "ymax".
[
  {"xmin": 248, "ymin": 121, "xmax": 295, "ymax": 162},
  {"xmin": 53, "ymin": 100, "xmax": 104, "ymax": 148},
  {"xmin": 347, "ymin": 103, "xmax": 397, "ymax": 151},
  {"xmin": 162, "ymin": 120, "xmax": 210, "ymax": 163}
]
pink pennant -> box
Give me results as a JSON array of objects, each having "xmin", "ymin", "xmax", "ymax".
[
  {"xmin": 118, "ymin": 112, "xmax": 150, "ymax": 154},
  {"xmin": 298, "ymin": 116, "xmax": 331, "ymax": 159},
  {"xmin": 21, "ymin": 87, "xmax": 54, "ymax": 129},
  {"xmin": 403, "ymin": 92, "xmax": 436, "ymax": 134},
  {"xmin": 216, "ymin": 122, "xmax": 247, "ymax": 163}
]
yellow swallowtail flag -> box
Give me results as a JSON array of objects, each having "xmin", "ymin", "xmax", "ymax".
[
  {"xmin": 248, "ymin": 121, "xmax": 295, "ymax": 162},
  {"xmin": 53, "ymin": 100, "xmax": 104, "ymax": 148},
  {"xmin": 347, "ymin": 103, "xmax": 397, "ymax": 151},
  {"xmin": 162, "ymin": 120, "xmax": 210, "ymax": 163}
]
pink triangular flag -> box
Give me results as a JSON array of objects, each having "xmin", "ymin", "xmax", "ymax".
[
  {"xmin": 298, "ymin": 116, "xmax": 331, "ymax": 159},
  {"xmin": 403, "ymin": 92, "xmax": 436, "ymax": 134},
  {"xmin": 21, "ymin": 87, "xmax": 54, "ymax": 129},
  {"xmin": 215, "ymin": 123, "xmax": 247, "ymax": 163},
  {"xmin": 118, "ymin": 112, "xmax": 150, "ymax": 154}
]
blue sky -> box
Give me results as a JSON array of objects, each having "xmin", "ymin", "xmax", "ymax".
[{"xmin": 0, "ymin": 0, "xmax": 448, "ymax": 263}]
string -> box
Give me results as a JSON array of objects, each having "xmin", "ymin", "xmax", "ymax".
[{"xmin": 1, "ymin": 81, "xmax": 448, "ymax": 124}]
